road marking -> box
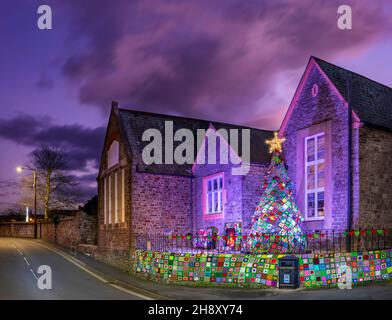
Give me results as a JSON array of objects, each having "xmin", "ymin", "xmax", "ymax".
[
  {"xmin": 11, "ymin": 242, "xmax": 39, "ymax": 283},
  {"xmin": 108, "ymin": 283, "xmax": 153, "ymax": 300},
  {"xmin": 11, "ymin": 244, "xmax": 24, "ymax": 256},
  {"xmin": 33, "ymin": 241, "xmax": 153, "ymax": 300},
  {"xmin": 24, "ymin": 257, "xmax": 31, "ymax": 266},
  {"xmin": 30, "ymin": 269, "xmax": 38, "ymax": 280}
]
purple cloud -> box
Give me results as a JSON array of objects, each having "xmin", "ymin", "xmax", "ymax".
[
  {"xmin": 57, "ymin": 0, "xmax": 391, "ymax": 129},
  {"xmin": 0, "ymin": 114, "xmax": 105, "ymax": 171}
]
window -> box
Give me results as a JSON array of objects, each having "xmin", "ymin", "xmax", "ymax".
[
  {"xmin": 108, "ymin": 174, "xmax": 112, "ymax": 224},
  {"xmin": 108, "ymin": 140, "xmax": 119, "ymax": 168},
  {"xmin": 121, "ymin": 168, "xmax": 125, "ymax": 223},
  {"xmin": 103, "ymin": 177, "xmax": 107, "ymax": 224},
  {"xmin": 114, "ymin": 172, "xmax": 118, "ymax": 223},
  {"xmin": 305, "ymin": 133, "xmax": 325, "ymax": 220},
  {"xmin": 311, "ymin": 84, "xmax": 319, "ymax": 97},
  {"xmin": 204, "ymin": 174, "xmax": 224, "ymax": 215}
]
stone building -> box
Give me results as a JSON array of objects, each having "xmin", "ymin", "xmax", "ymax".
[
  {"xmin": 97, "ymin": 57, "xmax": 392, "ymax": 268},
  {"xmin": 280, "ymin": 56, "xmax": 392, "ymax": 232},
  {"xmin": 98, "ymin": 105, "xmax": 272, "ymax": 267}
]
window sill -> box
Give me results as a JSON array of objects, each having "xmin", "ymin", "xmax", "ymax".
[
  {"xmin": 202, "ymin": 212, "xmax": 224, "ymax": 220},
  {"xmin": 304, "ymin": 217, "xmax": 325, "ymax": 222},
  {"xmin": 101, "ymin": 222, "xmax": 128, "ymax": 229}
]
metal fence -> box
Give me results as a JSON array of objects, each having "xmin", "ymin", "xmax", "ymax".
[{"xmin": 131, "ymin": 229, "xmax": 392, "ymax": 254}]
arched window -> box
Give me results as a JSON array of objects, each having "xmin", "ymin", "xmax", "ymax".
[{"xmin": 107, "ymin": 140, "xmax": 119, "ymax": 168}]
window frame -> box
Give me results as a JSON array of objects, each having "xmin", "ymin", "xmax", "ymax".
[
  {"xmin": 304, "ymin": 132, "xmax": 325, "ymax": 221},
  {"xmin": 202, "ymin": 172, "xmax": 225, "ymax": 219}
]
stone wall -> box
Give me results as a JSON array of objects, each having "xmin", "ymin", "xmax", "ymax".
[
  {"xmin": 132, "ymin": 168, "xmax": 192, "ymax": 235},
  {"xmin": 0, "ymin": 212, "xmax": 97, "ymax": 248},
  {"xmin": 283, "ymin": 63, "xmax": 360, "ymax": 231},
  {"xmin": 0, "ymin": 222, "xmax": 35, "ymax": 238},
  {"xmin": 358, "ymin": 126, "xmax": 392, "ymax": 229},
  {"xmin": 40, "ymin": 212, "xmax": 98, "ymax": 247}
]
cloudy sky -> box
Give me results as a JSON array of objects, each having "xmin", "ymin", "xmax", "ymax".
[{"xmin": 0, "ymin": 0, "xmax": 391, "ymax": 210}]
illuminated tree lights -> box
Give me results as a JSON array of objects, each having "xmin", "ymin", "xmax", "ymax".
[{"xmin": 248, "ymin": 134, "xmax": 305, "ymax": 253}]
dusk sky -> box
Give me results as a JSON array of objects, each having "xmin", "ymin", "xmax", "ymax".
[{"xmin": 0, "ymin": 0, "xmax": 391, "ymax": 211}]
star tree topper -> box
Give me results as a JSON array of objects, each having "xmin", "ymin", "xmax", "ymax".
[{"xmin": 266, "ymin": 132, "xmax": 285, "ymax": 153}]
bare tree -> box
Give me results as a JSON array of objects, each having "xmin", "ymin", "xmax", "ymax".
[{"xmin": 26, "ymin": 145, "xmax": 80, "ymax": 219}]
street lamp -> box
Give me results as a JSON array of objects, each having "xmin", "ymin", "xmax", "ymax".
[{"xmin": 16, "ymin": 166, "xmax": 38, "ymax": 239}]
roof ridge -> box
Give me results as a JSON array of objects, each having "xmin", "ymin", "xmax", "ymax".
[
  {"xmin": 118, "ymin": 107, "xmax": 274, "ymax": 133},
  {"xmin": 312, "ymin": 56, "xmax": 392, "ymax": 92}
]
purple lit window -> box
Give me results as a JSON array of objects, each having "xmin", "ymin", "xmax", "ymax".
[
  {"xmin": 205, "ymin": 174, "xmax": 224, "ymax": 214},
  {"xmin": 305, "ymin": 133, "xmax": 325, "ymax": 220}
]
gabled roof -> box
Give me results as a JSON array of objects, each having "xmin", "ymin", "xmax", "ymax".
[
  {"xmin": 280, "ymin": 56, "xmax": 392, "ymax": 135},
  {"xmin": 115, "ymin": 107, "xmax": 273, "ymax": 176},
  {"xmin": 314, "ymin": 57, "xmax": 392, "ymax": 131}
]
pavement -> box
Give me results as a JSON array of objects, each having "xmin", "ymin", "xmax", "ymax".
[{"xmin": 1, "ymin": 237, "xmax": 392, "ymax": 300}]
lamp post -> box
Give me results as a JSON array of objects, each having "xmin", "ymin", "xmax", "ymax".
[{"xmin": 16, "ymin": 166, "xmax": 38, "ymax": 239}]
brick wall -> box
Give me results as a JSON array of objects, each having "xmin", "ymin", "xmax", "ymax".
[
  {"xmin": 358, "ymin": 126, "xmax": 392, "ymax": 228},
  {"xmin": 283, "ymin": 63, "xmax": 360, "ymax": 231}
]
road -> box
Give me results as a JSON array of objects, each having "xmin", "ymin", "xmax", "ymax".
[{"xmin": 0, "ymin": 238, "xmax": 142, "ymax": 300}]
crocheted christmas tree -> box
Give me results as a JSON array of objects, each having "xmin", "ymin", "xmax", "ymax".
[{"xmin": 248, "ymin": 133, "xmax": 305, "ymax": 253}]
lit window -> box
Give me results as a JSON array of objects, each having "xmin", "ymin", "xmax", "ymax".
[
  {"xmin": 305, "ymin": 133, "xmax": 325, "ymax": 220},
  {"xmin": 108, "ymin": 141, "xmax": 119, "ymax": 168},
  {"xmin": 204, "ymin": 174, "xmax": 224, "ymax": 214}
]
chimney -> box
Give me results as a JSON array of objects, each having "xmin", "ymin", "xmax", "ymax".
[{"xmin": 111, "ymin": 100, "xmax": 119, "ymax": 109}]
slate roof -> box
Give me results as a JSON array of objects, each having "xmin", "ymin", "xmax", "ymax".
[
  {"xmin": 314, "ymin": 57, "xmax": 392, "ymax": 131},
  {"xmin": 116, "ymin": 108, "xmax": 273, "ymax": 176}
]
